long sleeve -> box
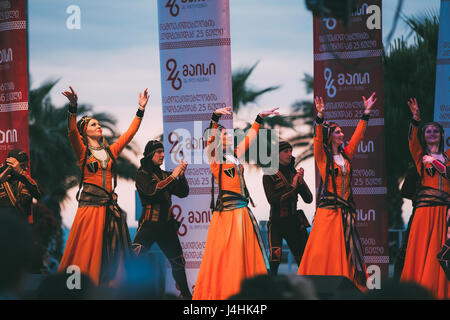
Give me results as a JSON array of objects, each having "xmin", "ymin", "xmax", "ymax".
[
  {"xmin": 314, "ymin": 116, "xmax": 327, "ymax": 180},
  {"xmin": 168, "ymin": 175, "xmax": 189, "ymax": 198},
  {"xmin": 17, "ymin": 171, "xmax": 41, "ymax": 200},
  {"xmin": 206, "ymin": 113, "xmax": 220, "ymax": 166},
  {"xmin": 110, "ymin": 116, "xmax": 142, "ymax": 158},
  {"xmin": 408, "ymin": 119, "xmax": 423, "ymax": 175},
  {"xmin": 344, "ymin": 116, "xmax": 369, "ymax": 159},
  {"xmin": 263, "ymin": 175, "xmax": 292, "ymax": 206},
  {"xmin": 67, "ymin": 112, "xmax": 86, "ymax": 162},
  {"xmin": 262, "ymin": 174, "xmax": 299, "ymax": 205},
  {"xmin": 136, "ymin": 170, "xmax": 176, "ymax": 198},
  {"xmin": 297, "ymin": 181, "xmax": 313, "ymax": 204},
  {"xmin": 235, "ymin": 115, "xmax": 263, "ymax": 159}
]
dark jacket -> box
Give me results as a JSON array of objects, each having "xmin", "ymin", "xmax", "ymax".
[
  {"xmin": 0, "ymin": 165, "xmax": 41, "ymax": 217},
  {"xmin": 263, "ymin": 162, "xmax": 312, "ymax": 224},
  {"xmin": 136, "ymin": 166, "xmax": 189, "ymax": 224}
]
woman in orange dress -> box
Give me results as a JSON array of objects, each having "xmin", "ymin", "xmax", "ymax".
[
  {"xmin": 297, "ymin": 93, "xmax": 377, "ymax": 290},
  {"xmin": 400, "ymin": 98, "xmax": 450, "ymax": 299},
  {"xmin": 192, "ymin": 106, "xmax": 279, "ymax": 300},
  {"xmin": 58, "ymin": 86, "xmax": 149, "ymax": 286}
]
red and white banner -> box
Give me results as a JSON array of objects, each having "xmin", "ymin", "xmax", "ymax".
[
  {"xmin": 434, "ymin": 0, "xmax": 450, "ymax": 144},
  {"xmin": 157, "ymin": 0, "xmax": 233, "ymax": 293},
  {"xmin": 0, "ymin": 0, "xmax": 29, "ymax": 160},
  {"xmin": 313, "ymin": 0, "xmax": 389, "ymax": 277}
]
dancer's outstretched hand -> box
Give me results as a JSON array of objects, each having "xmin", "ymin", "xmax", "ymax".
[
  {"xmin": 314, "ymin": 96, "xmax": 324, "ymax": 117},
  {"xmin": 363, "ymin": 92, "xmax": 377, "ymax": 115},
  {"xmin": 61, "ymin": 86, "xmax": 78, "ymax": 107},
  {"xmin": 407, "ymin": 97, "xmax": 421, "ymax": 121},
  {"xmin": 139, "ymin": 88, "xmax": 150, "ymax": 109},
  {"xmin": 259, "ymin": 107, "xmax": 280, "ymax": 118},
  {"xmin": 213, "ymin": 106, "xmax": 232, "ymax": 116}
]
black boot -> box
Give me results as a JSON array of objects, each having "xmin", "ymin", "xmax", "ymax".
[
  {"xmin": 269, "ymin": 261, "xmax": 280, "ymax": 276},
  {"xmin": 170, "ymin": 255, "xmax": 192, "ymax": 299}
]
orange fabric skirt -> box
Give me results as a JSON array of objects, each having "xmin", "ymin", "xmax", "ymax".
[
  {"xmin": 192, "ymin": 206, "xmax": 268, "ymax": 300},
  {"xmin": 297, "ymin": 207, "xmax": 365, "ymax": 291},
  {"xmin": 401, "ymin": 205, "xmax": 450, "ymax": 299},
  {"xmin": 58, "ymin": 206, "xmax": 105, "ymax": 285}
]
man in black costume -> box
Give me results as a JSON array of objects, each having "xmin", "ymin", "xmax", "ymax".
[
  {"xmin": 263, "ymin": 141, "xmax": 313, "ymax": 275},
  {"xmin": 0, "ymin": 149, "xmax": 41, "ymax": 218},
  {"xmin": 132, "ymin": 140, "xmax": 192, "ymax": 299}
]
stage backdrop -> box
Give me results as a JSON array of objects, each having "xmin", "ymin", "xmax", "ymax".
[
  {"xmin": 313, "ymin": 0, "xmax": 389, "ymax": 277},
  {"xmin": 434, "ymin": 0, "xmax": 450, "ymax": 145},
  {"xmin": 0, "ymin": 0, "xmax": 29, "ymax": 160},
  {"xmin": 157, "ymin": 0, "xmax": 233, "ymax": 294}
]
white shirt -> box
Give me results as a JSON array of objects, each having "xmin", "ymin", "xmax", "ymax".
[
  {"xmin": 431, "ymin": 152, "xmax": 445, "ymax": 163},
  {"xmin": 224, "ymin": 153, "xmax": 241, "ymax": 166},
  {"xmin": 89, "ymin": 147, "xmax": 109, "ymax": 169},
  {"xmin": 333, "ymin": 154, "xmax": 345, "ymax": 167}
]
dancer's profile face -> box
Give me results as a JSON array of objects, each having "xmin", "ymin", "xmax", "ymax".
[
  {"xmin": 152, "ymin": 148, "xmax": 165, "ymax": 166},
  {"xmin": 424, "ymin": 125, "xmax": 441, "ymax": 147},
  {"xmin": 221, "ymin": 128, "xmax": 233, "ymax": 150},
  {"xmin": 331, "ymin": 126, "xmax": 344, "ymax": 146},
  {"xmin": 85, "ymin": 118, "xmax": 103, "ymax": 140},
  {"xmin": 279, "ymin": 148, "xmax": 292, "ymax": 166}
]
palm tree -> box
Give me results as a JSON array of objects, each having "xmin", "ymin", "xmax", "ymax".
[
  {"xmin": 232, "ymin": 62, "xmax": 286, "ymax": 167},
  {"xmin": 383, "ymin": 10, "xmax": 439, "ymax": 230},
  {"xmin": 232, "ymin": 62, "xmax": 281, "ymax": 115},
  {"xmin": 28, "ymin": 79, "xmax": 140, "ymax": 258},
  {"xmin": 147, "ymin": 62, "xmax": 283, "ymax": 166},
  {"xmin": 287, "ymin": 73, "xmax": 315, "ymax": 166},
  {"xmin": 383, "ymin": 10, "xmax": 439, "ymax": 264},
  {"xmin": 234, "ymin": 67, "xmax": 315, "ymax": 169}
]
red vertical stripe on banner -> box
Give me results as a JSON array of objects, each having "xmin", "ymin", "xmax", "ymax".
[
  {"xmin": 313, "ymin": 0, "xmax": 389, "ymax": 277},
  {"xmin": 0, "ymin": 0, "xmax": 29, "ymax": 160}
]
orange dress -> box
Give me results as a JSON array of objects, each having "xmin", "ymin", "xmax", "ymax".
[
  {"xmin": 58, "ymin": 112, "xmax": 142, "ymax": 285},
  {"xmin": 298, "ymin": 117, "xmax": 368, "ymax": 290},
  {"xmin": 192, "ymin": 116, "xmax": 268, "ymax": 300},
  {"xmin": 400, "ymin": 121, "xmax": 450, "ymax": 299}
]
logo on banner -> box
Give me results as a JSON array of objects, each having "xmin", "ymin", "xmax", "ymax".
[
  {"xmin": 0, "ymin": 129, "xmax": 17, "ymax": 144},
  {"xmin": 324, "ymin": 68, "xmax": 336, "ymax": 98},
  {"xmin": 324, "ymin": 67, "xmax": 372, "ymax": 97},
  {"xmin": 165, "ymin": 0, "xmax": 208, "ymax": 16},
  {"xmin": 356, "ymin": 209, "xmax": 376, "ymax": 222},
  {"xmin": 337, "ymin": 72, "xmax": 370, "ymax": 86},
  {"xmin": 168, "ymin": 130, "xmax": 186, "ymax": 162},
  {"xmin": 166, "ymin": 58, "xmax": 182, "ymax": 90},
  {"xmin": 166, "ymin": 58, "xmax": 217, "ymax": 91},
  {"xmin": 165, "ymin": 0, "xmax": 180, "ymax": 17},
  {"xmin": 170, "ymin": 205, "xmax": 187, "ymax": 237},
  {"xmin": 322, "ymin": 18, "xmax": 337, "ymax": 30}
]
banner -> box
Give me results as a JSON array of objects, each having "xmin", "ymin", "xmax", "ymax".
[
  {"xmin": 0, "ymin": 0, "xmax": 29, "ymax": 159},
  {"xmin": 434, "ymin": 0, "xmax": 450, "ymax": 145},
  {"xmin": 157, "ymin": 0, "xmax": 233, "ymax": 293},
  {"xmin": 313, "ymin": 0, "xmax": 389, "ymax": 277}
]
